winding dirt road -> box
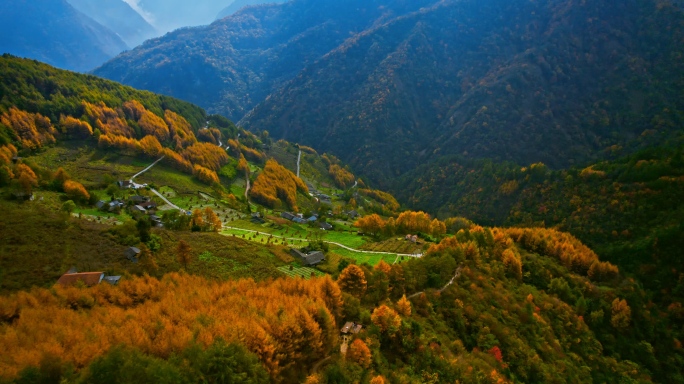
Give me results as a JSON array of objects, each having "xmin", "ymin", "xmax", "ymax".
[{"xmin": 222, "ymin": 226, "xmax": 423, "ymax": 258}]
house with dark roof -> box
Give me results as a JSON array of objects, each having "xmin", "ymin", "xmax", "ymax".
[
  {"xmin": 130, "ymin": 195, "xmax": 150, "ymax": 204},
  {"xmin": 131, "ymin": 205, "xmax": 147, "ymax": 214},
  {"xmin": 290, "ymin": 249, "xmax": 326, "ymax": 266},
  {"xmin": 340, "ymin": 322, "xmax": 363, "ymax": 334},
  {"xmin": 347, "ymin": 210, "xmax": 359, "ymax": 219},
  {"xmin": 149, "ymin": 215, "xmax": 163, "ymax": 227},
  {"xmin": 108, "ymin": 200, "xmax": 124, "ymax": 212},
  {"xmin": 117, "ymin": 180, "xmax": 132, "ymax": 189},
  {"xmin": 56, "ymin": 272, "xmax": 104, "ymax": 287},
  {"xmin": 140, "ymin": 201, "xmax": 157, "ymax": 210},
  {"xmin": 281, "ymin": 212, "xmax": 296, "ymax": 221},
  {"xmin": 319, "ymin": 222, "xmax": 333, "ymax": 231},
  {"xmin": 293, "ymin": 217, "xmax": 307, "ymax": 224},
  {"xmin": 125, "ymin": 247, "xmax": 141, "ymax": 263}
]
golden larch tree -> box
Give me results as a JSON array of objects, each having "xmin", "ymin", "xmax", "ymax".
[
  {"xmin": 347, "ymin": 339, "xmax": 371, "ymax": 369},
  {"xmin": 337, "ymin": 265, "xmax": 367, "ymax": 299},
  {"xmin": 396, "ymin": 295, "xmax": 412, "ymax": 317}
]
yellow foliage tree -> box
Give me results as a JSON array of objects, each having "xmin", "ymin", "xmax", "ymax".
[
  {"xmin": 82, "ymin": 101, "xmax": 133, "ymax": 138},
  {"xmin": 164, "ymin": 110, "xmax": 197, "ymax": 149},
  {"xmin": 347, "ymin": 339, "xmax": 371, "ymax": 369},
  {"xmin": 429, "ymin": 218, "xmax": 447, "ymax": 237},
  {"xmin": 396, "ymin": 211, "xmax": 432, "ymax": 234},
  {"xmin": 329, "ymin": 164, "xmax": 355, "ymax": 189},
  {"xmin": 59, "ymin": 115, "xmax": 93, "ymax": 138},
  {"xmin": 1, "ymin": 108, "xmax": 57, "ymax": 150},
  {"xmin": 370, "ymin": 375, "xmax": 387, "ymax": 384},
  {"xmin": 337, "ymin": 265, "xmax": 367, "ymax": 299},
  {"xmin": 63, "ymin": 180, "xmax": 90, "ymax": 202},
  {"xmin": 371, "ymin": 305, "xmax": 401, "ymax": 335},
  {"xmin": 611, "ymin": 298, "xmax": 631, "ymax": 330},
  {"xmin": 15, "ymin": 164, "xmax": 38, "ymax": 194},
  {"xmin": 249, "ymin": 159, "xmax": 308, "ymax": 211},
  {"xmin": 502, "ymin": 249, "xmax": 522, "ymax": 281},
  {"xmin": 396, "ymin": 295, "xmax": 412, "ymax": 317},
  {"xmin": 193, "ymin": 165, "xmax": 220, "ymax": 185},
  {"xmin": 355, "ymin": 214, "xmax": 385, "ymax": 236}
]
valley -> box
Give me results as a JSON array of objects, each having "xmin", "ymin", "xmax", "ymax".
[{"xmin": 0, "ymin": 0, "xmax": 683, "ymax": 381}]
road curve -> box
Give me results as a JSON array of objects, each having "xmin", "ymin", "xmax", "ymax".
[{"xmin": 222, "ymin": 226, "xmax": 422, "ymax": 258}]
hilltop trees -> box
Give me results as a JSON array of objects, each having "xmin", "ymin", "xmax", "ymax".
[
  {"xmin": 249, "ymin": 159, "xmax": 308, "ymax": 211},
  {"xmin": 329, "ymin": 164, "xmax": 355, "ymax": 189}
]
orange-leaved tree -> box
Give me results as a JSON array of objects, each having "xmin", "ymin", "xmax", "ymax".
[
  {"xmin": 249, "ymin": 159, "xmax": 308, "ymax": 211},
  {"xmin": 337, "ymin": 265, "xmax": 367, "ymax": 299},
  {"xmin": 347, "ymin": 339, "xmax": 371, "ymax": 368},
  {"xmin": 371, "ymin": 305, "xmax": 401, "ymax": 335}
]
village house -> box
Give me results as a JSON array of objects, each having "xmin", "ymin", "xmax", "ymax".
[
  {"xmin": 347, "ymin": 210, "xmax": 359, "ymax": 219},
  {"xmin": 130, "ymin": 195, "xmax": 150, "ymax": 204},
  {"xmin": 319, "ymin": 222, "xmax": 333, "ymax": 231},
  {"xmin": 290, "ymin": 248, "xmax": 326, "ymax": 266},
  {"xmin": 281, "ymin": 212, "xmax": 295, "ymax": 221},
  {"xmin": 131, "ymin": 205, "xmax": 147, "ymax": 215},
  {"xmin": 405, "ymin": 234, "xmax": 418, "ymax": 243},
  {"xmin": 103, "ymin": 276, "xmax": 121, "ymax": 285},
  {"xmin": 125, "ymin": 247, "xmax": 141, "ymax": 263},
  {"xmin": 56, "ymin": 272, "xmax": 104, "ymax": 287},
  {"xmin": 117, "ymin": 180, "xmax": 132, "ymax": 189},
  {"xmin": 149, "ymin": 215, "xmax": 163, "ymax": 227},
  {"xmin": 340, "ymin": 321, "xmax": 363, "ymax": 335}
]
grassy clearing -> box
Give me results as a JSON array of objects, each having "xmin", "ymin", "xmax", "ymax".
[
  {"xmin": 328, "ymin": 246, "xmax": 397, "ymax": 266},
  {"xmin": 360, "ymin": 238, "xmax": 424, "ymax": 255}
]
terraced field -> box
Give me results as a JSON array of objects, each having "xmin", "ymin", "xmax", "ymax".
[{"xmin": 277, "ymin": 265, "xmax": 325, "ymax": 279}]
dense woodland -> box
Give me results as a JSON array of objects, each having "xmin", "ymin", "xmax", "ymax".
[{"xmin": 1, "ymin": 223, "xmax": 682, "ymax": 383}]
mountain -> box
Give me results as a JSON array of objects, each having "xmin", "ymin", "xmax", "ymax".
[
  {"xmin": 94, "ymin": 0, "xmax": 436, "ymax": 119},
  {"xmin": 0, "ymin": 0, "xmax": 129, "ymax": 72},
  {"xmin": 67, "ymin": 0, "xmax": 158, "ymax": 48},
  {"xmin": 133, "ymin": 0, "xmax": 234, "ymax": 33},
  {"xmin": 240, "ymin": 0, "xmax": 684, "ymax": 184},
  {"xmin": 95, "ymin": 0, "xmax": 684, "ymax": 187},
  {"xmin": 216, "ymin": 0, "xmax": 288, "ymax": 20}
]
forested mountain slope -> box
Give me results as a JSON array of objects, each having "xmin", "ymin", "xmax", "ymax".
[
  {"xmin": 241, "ymin": 0, "xmax": 684, "ymax": 184},
  {"xmin": 94, "ymin": 0, "xmax": 437, "ymax": 120},
  {"xmin": 0, "ymin": 0, "xmax": 129, "ymax": 72}
]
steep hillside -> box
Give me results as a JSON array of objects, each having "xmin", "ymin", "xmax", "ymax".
[
  {"xmin": 398, "ymin": 140, "xmax": 684, "ymax": 297},
  {"xmin": 67, "ymin": 0, "xmax": 158, "ymax": 47},
  {"xmin": 216, "ymin": 0, "xmax": 288, "ymax": 19},
  {"xmin": 94, "ymin": 0, "xmax": 436, "ymax": 120},
  {"xmin": 241, "ymin": 0, "xmax": 684, "ymax": 183},
  {"xmin": 0, "ymin": 0, "xmax": 129, "ymax": 72}
]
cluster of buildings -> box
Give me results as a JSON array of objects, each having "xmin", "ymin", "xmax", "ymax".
[
  {"xmin": 280, "ymin": 211, "xmax": 333, "ymax": 230},
  {"xmin": 96, "ymin": 195, "xmax": 162, "ymax": 227},
  {"xmin": 306, "ymin": 183, "xmax": 332, "ymax": 204}
]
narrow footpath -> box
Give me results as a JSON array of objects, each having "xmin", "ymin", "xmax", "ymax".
[
  {"xmin": 408, "ymin": 266, "xmax": 462, "ymax": 299},
  {"xmin": 296, "ymin": 150, "xmax": 302, "ymax": 178}
]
